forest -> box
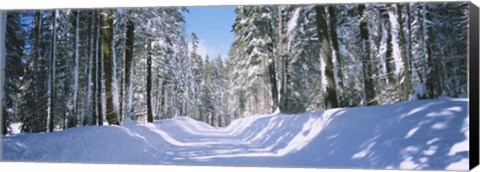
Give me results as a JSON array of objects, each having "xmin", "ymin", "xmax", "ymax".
[{"xmin": 0, "ymin": 2, "xmax": 469, "ymax": 135}]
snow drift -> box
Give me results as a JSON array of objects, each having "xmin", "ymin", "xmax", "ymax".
[{"xmin": 1, "ymin": 98, "xmax": 469, "ymax": 170}]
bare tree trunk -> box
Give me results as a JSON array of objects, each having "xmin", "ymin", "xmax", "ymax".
[
  {"xmin": 91, "ymin": 11, "xmax": 98, "ymax": 126},
  {"xmin": 277, "ymin": 6, "xmax": 287, "ymax": 113},
  {"xmin": 422, "ymin": 3, "xmax": 440, "ymax": 98},
  {"xmin": 70, "ymin": 10, "xmax": 80, "ymax": 128},
  {"xmin": 160, "ymin": 77, "xmax": 167, "ymax": 119},
  {"xmin": 102, "ymin": 9, "xmax": 118, "ymax": 125},
  {"xmin": 380, "ymin": 6, "xmax": 395, "ymax": 85},
  {"xmin": 328, "ymin": 6, "xmax": 344, "ymax": 107},
  {"xmin": 32, "ymin": 11, "xmax": 41, "ymax": 129},
  {"xmin": 267, "ymin": 23, "xmax": 279, "ymax": 113},
  {"xmin": 0, "ymin": 11, "xmax": 7, "ymax": 135},
  {"xmin": 316, "ymin": 5, "xmax": 338, "ymax": 109},
  {"xmin": 146, "ymin": 43, "xmax": 153, "ymax": 123},
  {"xmin": 96, "ymin": 11, "xmax": 103, "ymax": 126},
  {"xmin": 82, "ymin": 10, "xmax": 93, "ymax": 126},
  {"xmin": 358, "ymin": 4, "xmax": 376, "ymax": 106},
  {"xmin": 48, "ymin": 10, "xmax": 58, "ymax": 132},
  {"xmin": 393, "ymin": 4, "xmax": 412, "ymax": 101},
  {"xmin": 124, "ymin": 19, "xmax": 135, "ymax": 121}
]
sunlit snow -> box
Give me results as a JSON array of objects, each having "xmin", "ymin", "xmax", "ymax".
[{"xmin": 2, "ymin": 98, "xmax": 469, "ymax": 170}]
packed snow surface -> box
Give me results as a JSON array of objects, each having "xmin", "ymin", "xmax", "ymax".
[{"xmin": 1, "ymin": 98, "xmax": 469, "ymax": 170}]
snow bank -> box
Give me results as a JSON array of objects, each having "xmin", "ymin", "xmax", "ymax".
[{"xmin": 1, "ymin": 98, "xmax": 469, "ymax": 170}]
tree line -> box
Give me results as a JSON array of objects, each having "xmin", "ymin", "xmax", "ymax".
[
  {"xmin": 1, "ymin": 2, "xmax": 469, "ymax": 135},
  {"xmin": 1, "ymin": 8, "xmax": 193, "ymax": 134},
  {"xmin": 226, "ymin": 2, "xmax": 468, "ymax": 117}
]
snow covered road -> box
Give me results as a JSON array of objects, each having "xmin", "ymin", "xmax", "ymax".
[{"xmin": 1, "ymin": 98, "xmax": 470, "ymax": 170}]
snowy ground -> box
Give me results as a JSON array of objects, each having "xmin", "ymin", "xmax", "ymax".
[{"xmin": 1, "ymin": 98, "xmax": 469, "ymax": 170}]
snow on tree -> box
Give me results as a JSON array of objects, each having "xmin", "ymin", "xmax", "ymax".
[{"xmin": 0, "ymin": 2, "xmax": 470, "ymax": 132}]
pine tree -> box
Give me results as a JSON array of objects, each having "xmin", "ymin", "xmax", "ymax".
[
  {"xmin": 189, "ymin": 32, "xmax": 203, "ymax": 120},
  {"xmin": 229, "ymin": 6, "xmax": 279, "ymax": 115},
  {"xmin": 4, "ymin": 11, "xmax": 26, "ymax": 133}
]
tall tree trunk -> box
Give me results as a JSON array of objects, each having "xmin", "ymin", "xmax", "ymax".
[
  {"xmin": 160, "ymin": 77, "xmax": 167, "ymax": 119},
  {"xmin": 422, "ymin": 3, "xmax": 439, "ymax": 98},
  {"xmin": 358, "ymin": 4, "xmax": 376, "ymax": 106},
  {"xmin": 316, "ymin": 5, "xmax": 338, "ymax": 109},
  {"xmin": 407, "ymin": 4, "xmax": 423, "ymax": 88},
  {"xmin": 72, "ymin": 10, "xmax": 80, "ymax": 127},
  {"xmin": 102, "ymin": 9, "xmax": 118, "ymax": 125},
  {"xmin": 124, "ymin": 19, "xmax": 135, "ymax": 121},
  {"xmin": 414, "ymin": 4, "xmax": 426, "ymax": 85},
  {"xmin": 267, "ymin": 24, "xmax": 279, "ymax": 113},
  {"xmin": 154, "ymin": 77, "xmax": 160, "ymax": 119},
  {"xmin": 0, "ymin": 11, "xmax": 7, "ymax": 135},
  {"xmin": 146, "ymin": 43, "xmax": 153, "ymax": 123},
  {"xmin": 48, "ymin": 10, "xmax": 58, "ymax": 132},
  {"xmin": 393, "ymin": 4, "xmax": 412, "ymax": 101},
  {"xmin": 277, "ymin": 6, "xmax": 288, "ymax": 113},
  {"xmin": 211, "ymin": 114, "xmax": 214, "ymax": 126},
  {"xmin": 96, "ymin": 11, "xmax": 103, "ymax": 126},
  {"xmin": 82, "ymin": 10, "xmax": 93, "ymax": 126},
  {"xmin": 268, "ymin": 52, "xmax": 279, "ymax": 113},
  {"xmin": 91, "ymin": 11, "xmax": 97, "ymax": 126},
  {"xmin": 328, "ymin": 6, "xmax": 344, "ymax": 107},
  {"xmin": 380, "ymin": 6, "xmax": 395, "ymax": 85},
  {"xmin": 406, "ymin": 4, "xmax": 414, "ymax": 83},
  {"xmin": 32, "ymin": 11, "xmax": 41, "ymax": 129},
  {"xmin": 119, "ymin": 58, "xmax": 124, "ymax": 122}
]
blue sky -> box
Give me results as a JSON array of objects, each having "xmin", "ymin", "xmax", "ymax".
[{"xmin": 184, "ymin": 6, "xmax": 236, "ymax": 59}]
